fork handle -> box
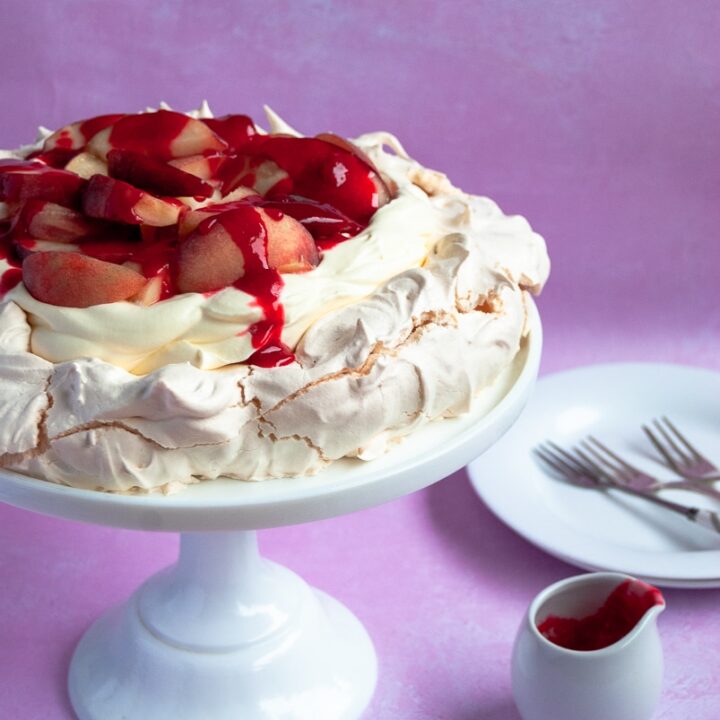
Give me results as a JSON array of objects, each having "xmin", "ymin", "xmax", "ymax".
[
  {"xmin": 604, "ymin": 480, "xmax": 720, "ymax": 535},
  {"xmin": 691, "ymin": 508, "xmax": 720, "ymax": 534},
  {"xmin": 648, "ymin": 480, "xmax": 720, "ymax": 503}
]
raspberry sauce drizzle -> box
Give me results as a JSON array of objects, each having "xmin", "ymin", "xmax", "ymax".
[
  {"xmin": 221, "ymin": 135, "xmax": 386, "ymax": 224},
  {"xmin": 203, "ymin": 115, "xmax": 257, "ymax": 148},
  {"xmin": 198, "ymin": 207, "xmax": 294, "ymax": 366},
  {"xmin": 537, "ymin": 580, "xmax": 664, "ymax": 651},
  {"xmin": 0, "ymin": 228, "xmax": 22, "ymax": 295},
  {"xmin": 250, "ymin": 195, "xmax": 363, "ymax": 251},
  {"xmin": 108, "ymin": 110, "xmax": 226, "ymax": 160}
]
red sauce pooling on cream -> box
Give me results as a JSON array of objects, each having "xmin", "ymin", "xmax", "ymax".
[{"xmin": 537, "ymin": 580, "xmax": 664, "ymax": 651}]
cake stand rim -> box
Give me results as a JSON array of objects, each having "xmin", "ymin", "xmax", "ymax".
[{"xmin": 0, "ymin": 298, "xmax": 542, "ymax": 531}]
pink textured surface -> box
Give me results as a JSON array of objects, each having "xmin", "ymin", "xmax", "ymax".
[{"xmin": 1, "ymin": 2, "xmax": 719, "ymax": 718}]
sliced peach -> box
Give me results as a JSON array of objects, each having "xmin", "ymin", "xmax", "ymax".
[
  {"xmin": 179, "ymin": 191, "xmax": 258, "ymax": 236},
  {"xmin": 22, "ymin": 251, "xmax": 146, "ymax": 307},
  {"xmin": 65, "ymin": 152, "xmax": 109, "ymax": 179},
  {"xmin": 168, "ymin": 153, "xmax": 226, "ymax": 180},
  {"xmin": 315, "ymin": 133, "xmax": 380, "ymax": 173},
  {"xmin": 0, "ymin": 163, "xmax": 86, "ymax": 207},
  {"xmin": 220, "ymin": 155, "xmax": 291, "ymax": 196},
  {"xmin": 176, "ymin": 222, "xmax": 246, "ymax": 294},
  {"xmin": 203, "ymin": 115, "xmax": 257, "ymax": 148},
  {"xmin": 82, "ymin": 175, "xmax": 181, "ymax": 227},
  {"xmin": 19, "ymin": 200, "xmax": 109, "ymax": 243},
  {"xmin": 13, "ymin": 238, "xmax": 81, "ymax": 260},
  {"xmin": 131, "ymin": 275, "xmax": 164, "ymax": 306},
  {"xmin": 310, "ymin": 150, "xmax": 390, "ymax": 223},
  {"xmin": 258, "ymin": 196, "xmax": 362, "ymax": 244},
  {"xmin": 316, "ymin": 134, "xmax": 392, "ymax": 209},
  {"xmin": 43, "ymin": 113, "xmax": 125, "ymax": 152},
  {"xmin": 108, "ymin": 149, "xmax": 213, "ymax": 198},
  {"xmin": 88, "ymin": 110, "xmax": 227, "ymax": 160},
  {"xmin": 257, "ymin": 208, "xmax": 319, "ymax": 273}
]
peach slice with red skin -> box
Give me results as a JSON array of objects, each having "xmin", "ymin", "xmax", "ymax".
[
  {"xmin": 316, "ymin": 133, "xmax": 380, "ymax": 174},
  {"xmin": 176, "ymin": 221, "xmax": 247, "ymax": 294},
  {"xmin": 82, "ymin": 174, "xmax": 182, "ymax": 227},
  {"xmin": 43, "ymin": 113, "xmax": 125, "ymax": 152},
  {"xmin": 256, "ymin": 208, "xmax": 319, "ymax": 273},
  {"xmin": 19, "ymin": 200, "xmax": 111, "ymax": 243},
  {"xmin": 176, "ymin": 206, "xmax": 319, "ymax": 294},
  {"xmin": 203, "ymin": 115, "xmax": 257, "ymax": 148},
  {"xmin": 13, "ymin": 238, "xmax": 81, "ymax": 260},
  {"xmin": 0, "ymin": 161, "xmax": 86, "ymax": 207},
  {"xmin": 219, "ymin": 155, "xmax": 291, "ymax": 197},
  {"xmin": 64, "ymin": 152, "xmax": 109, "ymax": 179},
  {"xmin": 22, "ymin": 251, "xmax": 147, "ymax": 307},
  {"xmin": 179, "ymin": 191, "xmax": 259, "ymax": 236},
  {"xmin": 88, "ymin": 110, "xmax": 227, "ymax": 161},
  {"xmin": 107, "ymin": 149, "xmax": 213, "ymax": 198},
  {"xmin": 131, "ymin": 274, "xmax": 165, "ymax": 306},
  {"xmin": 315, "ymin": 132, "xmax": 392, "ymax": 208},
  {"xmin": 168, "ymin": 153, "xmax": 226, "ymax": 180}
]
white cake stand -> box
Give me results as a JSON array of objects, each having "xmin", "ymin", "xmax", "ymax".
[{"xmin": 0, "ymin": 302, "xmax": 541, "ymax": 720}]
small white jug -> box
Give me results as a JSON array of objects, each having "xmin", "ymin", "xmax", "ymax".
[{"xmin": 512, "ymin": 572, "xmax": 665, "ymax": 720}]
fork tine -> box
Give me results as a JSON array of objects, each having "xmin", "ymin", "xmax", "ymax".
[
  {"xmin": 661, "ymin": 417, "xmax": 709, "ymax": 463},
  {"xmin": 534, "ymin": 446, "xmax": 574, "ymax": 476},
  {"xmin": 535, "ymin": 446, "xmax": 604, "ymax": 489},
  {"xmin": 534, "ymin": 445, "xmax": 583, "ymax": 479},
  {"xmin": 536, "ymin": 444, "xmax": 582, "ymax": 476},
  {"xmin": 587, "ymin": 436, "xmax": 643, "ymax": 475},
  {"xmin": 574, "ymin": 445, "xmax": 615, "ymax": 481},
  {"xmin": 581, "ymin": 439, "xmax": 633, "ymax": 481},
  {"xmin": 653, "ymin": 418, "xmax": 692, "ymax": 464},
  {"xmin": 546, "ymin": 441, "xmax": 597, "ymax": 477},
  {"xmin": 643, "ymin": 423, "xmax": 682, "ymax": 472}
]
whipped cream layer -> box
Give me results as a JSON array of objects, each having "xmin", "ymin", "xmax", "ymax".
[{"xmin": 0, "ymin": 108, "xmax": 549, "ymax": 492}]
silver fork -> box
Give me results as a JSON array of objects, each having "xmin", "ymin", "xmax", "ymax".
[
  {"xmin": 642, "ymin": 417, "xmax": 720, "ymax": 482},
  {"xmin": 580, "ymin": 436, "xmax": 720, "ymax": 503},
  {"xmin": 534, "ymin": 441, "xmax": 720, "ymax": 535}
]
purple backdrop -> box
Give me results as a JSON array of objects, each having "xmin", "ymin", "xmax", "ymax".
[{"xmin": 1, "ymin": 2, "xmax": 719, "ymax": 718}]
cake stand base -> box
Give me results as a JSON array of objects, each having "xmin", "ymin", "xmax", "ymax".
[{"xmin": 68, "ymin": 531, "xmax": 377, "ymax": 720}]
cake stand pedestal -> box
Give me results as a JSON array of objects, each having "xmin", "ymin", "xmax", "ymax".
[
  {"xmin": 0, "ymin": 304, "xmax": 541, "ymax": 720},
  {"xmin": 70, "ymin": 530, "xmax": 376, "ymax": 720}
]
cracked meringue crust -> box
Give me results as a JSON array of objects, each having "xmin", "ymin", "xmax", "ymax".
[{"xmin": 0, "ymin": 112, "xmax": 549, "ymax": 493}]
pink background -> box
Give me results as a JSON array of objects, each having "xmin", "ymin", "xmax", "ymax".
[{"xmin": 1, "ymin": 1, "xmax": 719, "ymax": 718}]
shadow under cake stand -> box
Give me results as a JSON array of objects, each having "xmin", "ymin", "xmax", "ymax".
[{"xmin": 0, "ymin": 302, "xmax": 541, "ymax": 720}]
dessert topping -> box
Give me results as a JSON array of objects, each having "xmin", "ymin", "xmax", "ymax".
[{"xmin": 0, "ymin": 108, "xmax": 394, "ymax": 366}]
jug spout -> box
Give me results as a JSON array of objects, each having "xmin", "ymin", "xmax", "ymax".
[
  {"xmin": 536, "ymin": 576, "xmax": 665, "ymax": 652},
  {"xmin": 623, "ymin": 578, "xmax": 665, "ymax": 639}
]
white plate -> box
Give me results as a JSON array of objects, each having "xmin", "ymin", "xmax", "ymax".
[{"xmin": 468, "ymin": 363, "xmax": 720, "ymax": 588}]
